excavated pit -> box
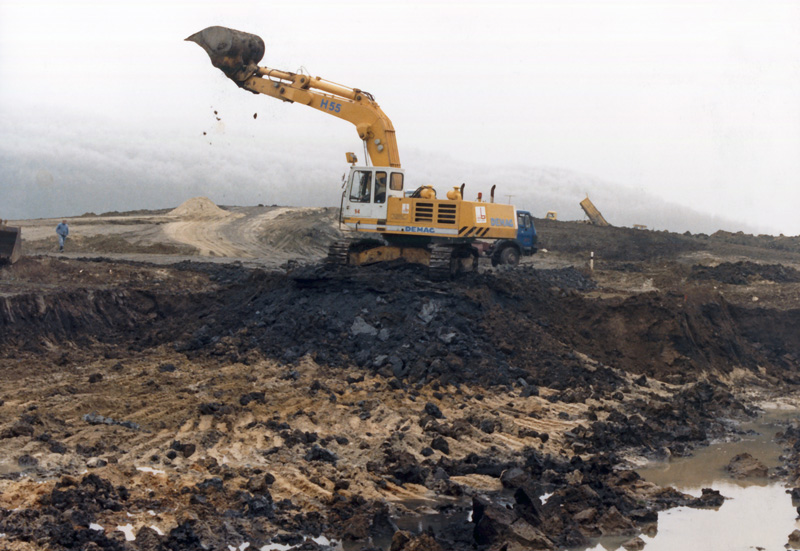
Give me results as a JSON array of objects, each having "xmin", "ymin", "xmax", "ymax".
[{"xmin": 1, "ymin": 222, "xmax": 800, "ymax": 550}]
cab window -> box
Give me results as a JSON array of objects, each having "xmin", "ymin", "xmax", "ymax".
[
  {"xmin": 390, "ymin": 172, "xmax": 404, "ymax": 191},
  {"xmin": 518, "ymin": 213, "xmax": 530, "ymax": 229},
  {"xmin": 349, "ymin": 171, "xmax": 372, "ymax": 203},
  {"xmin": 375, "ymin": 172, "xmax": 387, "ymax": 203}
]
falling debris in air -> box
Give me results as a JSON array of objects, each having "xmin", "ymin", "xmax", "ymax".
[{"xmin": 253, "ymin": 113, "xmax": 258, "ymax": 119}]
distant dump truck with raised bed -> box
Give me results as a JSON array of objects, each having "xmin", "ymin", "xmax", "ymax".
[
  {"xmin": 187, "ymin": 26, "xmax": 530, "ymax": 279},
  {"xmin": 579, "ymin": 196, "xmax": 610, "ymax": 226}
]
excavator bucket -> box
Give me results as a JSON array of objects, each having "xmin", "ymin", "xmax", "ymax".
[
  {"xmin": 186, "ymin": 26, "xmax": 265, "ymax": 84},
  {"xmin": 0, "ymin": 222, "xmax": 21, "ymax": 265}
]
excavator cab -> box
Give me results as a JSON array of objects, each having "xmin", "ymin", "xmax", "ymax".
[
  {"xmin": 0, "ymin": 220, "xmax": 21, "ymax": 264},
  {"xmin": 342, "ymin": 167, "xmax": 405, "ymax": 222}
]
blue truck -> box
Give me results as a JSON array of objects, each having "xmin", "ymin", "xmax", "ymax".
[{"xmin": 485, "ymin": 210, "xmax": 538, "ymax": 266}]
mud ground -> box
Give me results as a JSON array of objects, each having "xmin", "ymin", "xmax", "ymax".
[{"xmin": 2, "ymin": 205, "xmax": 800, "ymax": 550}]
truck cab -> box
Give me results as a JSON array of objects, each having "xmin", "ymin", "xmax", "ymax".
[
  {"xmin": 516, "ymin": 210, "xmax": 537, "ymax": 254},
  {"xmin": 488, "ymin": 210, "xmax": 538, "ymax": 266}
]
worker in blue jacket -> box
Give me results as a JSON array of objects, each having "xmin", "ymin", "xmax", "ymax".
[{"xmin": 55, "ymin": 220, "xmax": 69, "ymax": 252}]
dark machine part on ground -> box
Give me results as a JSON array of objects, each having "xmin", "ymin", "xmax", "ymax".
[{"xmin": 0, "ymin": 220, "xmax": 21, "ymax": 264}]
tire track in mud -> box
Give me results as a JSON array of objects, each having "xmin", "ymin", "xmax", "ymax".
[
  {"xmin": 161, "ymin": 213, "xmax": 248, "ymax": 258},
  {"xmin": 219, "ymin": 207, "xmax": 291, "ymax": 254}
]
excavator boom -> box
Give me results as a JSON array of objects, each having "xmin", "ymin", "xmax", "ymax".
[{"xmin": 186, "ymin": 26, "xmax": 400, "ymax": 168}]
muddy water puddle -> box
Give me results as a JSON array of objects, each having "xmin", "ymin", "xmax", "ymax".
[
  {"xmin": 589, "ymin": 408, "xmax": 800, "ymax": 551},
  {"xmin": 337, "ymin": 410, "xmax": 800, "ymax": 551},
  {"xmin": 622, "ymin": 484, "xmax": 796, "ymax": 551},
  {"xmin": 637, "ymin": 410, "xmax": 791, "ymax": 490}
]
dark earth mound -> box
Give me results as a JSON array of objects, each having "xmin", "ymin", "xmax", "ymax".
[
  {"xmin": 689, "ymin": 261, "xmax": 800, "ymax": 285},
  {"xmin": 534, "ymin": 219, "xmax": 703, "ymax": 262},
  {"xmin": 3, "ymin": 259, "xmax": 798, "ymax": 388}
]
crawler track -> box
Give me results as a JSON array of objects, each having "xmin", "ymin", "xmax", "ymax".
[
  {"xmin": 326, "ymin": 239, "xmax": 351, "ymax": 265},
  {"xmin": 428, "ymin": 244, "xmax": 453, "ymax": 280}
]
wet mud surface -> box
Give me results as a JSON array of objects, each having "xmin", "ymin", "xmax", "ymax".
[{"xmin": 2, "ymin": 214, "xmax": 800, "ymax": 550}]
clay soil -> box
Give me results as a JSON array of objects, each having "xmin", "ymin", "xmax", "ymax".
[{"xmin": 2, "ymin": 205, "xmax": 800, "ymax": 551}]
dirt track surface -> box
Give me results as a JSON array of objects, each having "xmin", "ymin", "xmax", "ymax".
[
  {"xmin": 15, "ymin": 198, "xmax": 344, "ymax": 268},
  {"xmin": 3, "ymin": 204, "xmax": 800, "ymax": 550}
]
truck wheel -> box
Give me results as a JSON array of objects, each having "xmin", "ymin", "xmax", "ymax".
[{"xmin": 499, "ymin": 246, "xmax": 520, "ymax": 266}]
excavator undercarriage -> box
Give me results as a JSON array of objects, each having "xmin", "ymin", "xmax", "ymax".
[{"xmin": 327, "ymin": 238, "xmax": 479, "ymax": 280}]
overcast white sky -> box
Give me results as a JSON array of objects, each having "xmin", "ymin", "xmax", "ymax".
[{"xmin": 1, "ymin": 0, "xmax": 799, "ymax": 234}]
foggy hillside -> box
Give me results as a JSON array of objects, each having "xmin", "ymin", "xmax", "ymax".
[
  {"xmin": 0, "ymin": 111, "xmax": 764, "ymax": 235},
  {"xmin": 401, "ymin": 153, "xmax": 756, "ymax": 235}
]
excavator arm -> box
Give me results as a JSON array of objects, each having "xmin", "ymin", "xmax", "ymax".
[{"xmin": 186, "ymin": 26, "xmax": 400, "ymax": 168}]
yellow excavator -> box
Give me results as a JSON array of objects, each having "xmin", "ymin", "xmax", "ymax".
[
  {"xmin": 0, "ymin": 220, "xmax": 21, "ymax": 265},
  {"xmin": 186, "ymin": 26, "xmax": 521, "ymax": 278}
]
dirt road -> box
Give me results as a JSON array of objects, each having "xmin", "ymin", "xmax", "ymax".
[{"xmin": 15, "ymin": 198, "xmax": 343, "ymax": 268}]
